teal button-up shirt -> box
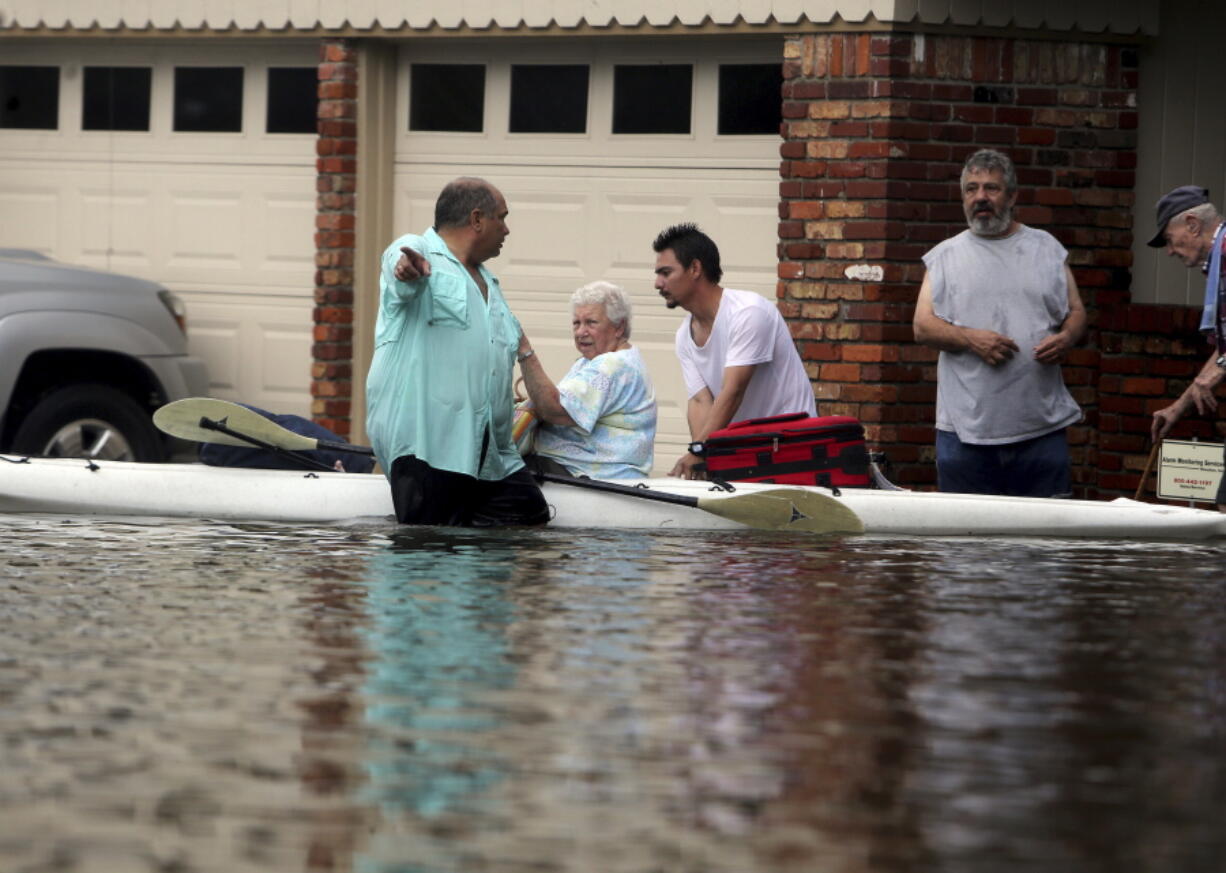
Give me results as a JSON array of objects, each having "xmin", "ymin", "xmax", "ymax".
[{"xmin": 365, "ymin": 228, "xmax": 524, "ymax": 480}]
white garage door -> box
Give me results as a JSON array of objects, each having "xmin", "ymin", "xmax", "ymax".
[
  {"xmin": 0, "ymin": 40, "xmax": 319, "ymax": 416},
  {"xmin": 390, "ymin": 37, "xmax": 783, "ymax": 474}
]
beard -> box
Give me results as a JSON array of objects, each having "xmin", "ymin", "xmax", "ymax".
[{"xmin": 966, "ymin": 201, "xmax": 1013, "ymax": 237}]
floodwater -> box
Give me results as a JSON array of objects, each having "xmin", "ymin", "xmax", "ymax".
[{"xmin": 2, "ymin": 516, "xmax": 1225, "ymax": 873}]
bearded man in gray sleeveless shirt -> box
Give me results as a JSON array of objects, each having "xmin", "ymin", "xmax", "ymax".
[{"xmin": 912, "ymin": 149, "xmax": 1086, "ymax": 497}]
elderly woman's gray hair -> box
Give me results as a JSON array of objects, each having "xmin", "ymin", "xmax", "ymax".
[{"xmin": 571, "ymin": 281, "xmax": 633, "ymax": 339}]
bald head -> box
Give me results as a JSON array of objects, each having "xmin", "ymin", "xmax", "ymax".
[{"xmin": 434, "ymin": 177, "xmax": 499, "ymax": 230}]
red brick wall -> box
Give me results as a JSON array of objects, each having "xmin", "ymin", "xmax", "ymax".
[
  {"xmin": 1097, "ymin": 306, "xmax": 1221, "ymax": 496},
  {"xmin": 780, "ymin": 33, "xmax": 1139, "ymax": 493},
  {"xmin": 313, "ymin": 39, "xmax": 358, "ymax": 438}
]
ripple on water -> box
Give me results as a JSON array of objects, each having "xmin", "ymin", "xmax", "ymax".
[{"xmin": 1, "ymin": 515, "xmax": 1225, "ymax": 872}]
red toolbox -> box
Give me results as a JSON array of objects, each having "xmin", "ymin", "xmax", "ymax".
[{"xmin": 697, "ymin": 413, "xmax": 871, "ymax": 487}]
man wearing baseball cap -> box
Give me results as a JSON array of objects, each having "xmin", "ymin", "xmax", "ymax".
[{"xmin": 1147, "ymin": 184, "xmax": 1226, "ymax": 510}]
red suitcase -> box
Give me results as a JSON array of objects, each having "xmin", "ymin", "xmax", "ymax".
[{"xmin": 696, "ymin": 412, "xmax": 871, "ymax": 488}]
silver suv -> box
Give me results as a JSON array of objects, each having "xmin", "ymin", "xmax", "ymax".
[{"xmin": 0, "ymin": 249, "xmax": 210, "ymax": 461}]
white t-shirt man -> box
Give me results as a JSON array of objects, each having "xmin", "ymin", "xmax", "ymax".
[{"xmin": 675, "ymin": 287, "xmax": 816, "ymax": 422}]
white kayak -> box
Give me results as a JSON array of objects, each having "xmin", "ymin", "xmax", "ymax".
[{"xmin": 2, "ymin": 455, "xmax": 1225, "ymax": 540}]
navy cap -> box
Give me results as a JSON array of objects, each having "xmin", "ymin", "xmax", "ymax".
[{"xmin": 1148, "ymin": 185, "xmax": 1210, "ymax": 247}]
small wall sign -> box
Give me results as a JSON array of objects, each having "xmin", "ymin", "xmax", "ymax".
[{"xmin": 1158, "ymin": 440, "xmax": 1224, "ymax": 502}]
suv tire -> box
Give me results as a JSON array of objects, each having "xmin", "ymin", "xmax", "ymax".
[{"xmin": 11, "ymin": 384, "xmax": 165, "ymax": 461}]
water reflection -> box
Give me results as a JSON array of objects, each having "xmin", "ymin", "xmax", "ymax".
[
  {"xmin": 901, "ymin": 539, "xmax": 1226, "ymax": 873},
  {"xmin": 0, "ymin": 516, "xmax": 390, "ymax": 872},
  {"xmin": 294, "ymin": 559, "xmax": 375, "ymax": 871},
  {"xmin": 1, "ymin": 517, "xmax": 1225, "ymax": 873},
  {"xmin": 361, "ymin": 531, "xmax": 519, "ymax": 819},
  {"xmin": 355, "ymin": 534, "xmax": 943, "ymax": 871}
]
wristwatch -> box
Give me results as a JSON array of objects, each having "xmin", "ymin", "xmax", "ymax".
[
  {"xmin": 687, "ymin": 441, "xmax": 705, "ymax": 456},
  {"xmin": 517, "ymin": 348, "xmax": 535, "ymax": 363},
  {"xmin": 1216, "ymin": 354, "xmax": 1226, "ymax": 369}
]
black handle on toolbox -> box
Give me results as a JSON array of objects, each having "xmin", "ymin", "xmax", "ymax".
[{"xmin": 721, "ymin": 411, "xmax": 811, "ymax": 430}]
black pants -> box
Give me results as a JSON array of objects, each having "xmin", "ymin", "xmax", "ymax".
[
  {"xmin": 388, "ymin": 455, "xmax": 550, "ymax": 527},
  {"xmin": 520, "ymin": 453, "xmax": 579, "ymax": 479}
]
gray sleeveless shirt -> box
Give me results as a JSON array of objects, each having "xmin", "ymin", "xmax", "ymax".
[{"xmin": 922, "ymin": 226, "xmax": 1082, "ymax": 444}]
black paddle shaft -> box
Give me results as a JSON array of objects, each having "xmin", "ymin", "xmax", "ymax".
[
  {"xmin": 198, "ymin": 416, "xmax": 337, "ymax": 473},
  {"xmin": 536, "ymin": 471, "xmax": 701, "ymax": 508}
]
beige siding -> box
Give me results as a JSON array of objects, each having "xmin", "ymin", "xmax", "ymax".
[
  {"xmin": 0, "ymin": 41, "xmax": 321, "ymax": 416},
  {"xmin": 0, "ymin": 0, "xmax": 1159, "ymax": 34},
  {"xmin": 384, "ymin": 37, "xmax": 782, "ymax": 473},
  {"xmin": 1131, "ymin": 0, "xmax": 1226, "ymax": 306}
]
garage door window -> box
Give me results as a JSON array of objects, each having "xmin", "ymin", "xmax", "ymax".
[
  {"xmin": 0, "ymin": 66, "xmax": 59, "ymax": 129},
  {"xmin": 612, "ymin": 65, "xmax": 691, "ymax": 134},
  {"xmin": 266, "ymin": 67, "xmax": 317, "ymax": 134},
  {"xmin": 718, "ymin": 64, "xmax": 782, "ymax": 135},
  {"xmin": 509, "ymin": 65, "xmax": 588, "ymax": 134},
  {"xmin": 83, "ymin": 67, "xmax": 152, "ymax": 131},
  {"xmin": 174, "ymin": 67, "xmax": 244, "ymax": 132},
  {"xmin": 410, "ymin": 64, "xmax": 484, "ymax": 132}
]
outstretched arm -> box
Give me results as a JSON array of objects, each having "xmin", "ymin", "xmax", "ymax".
[
  {"xmin": 670, "ymin": 388, "xmax": 714, "ymax": 478},
  {"xmin": 381, "ymin": 241, "xmax": 433, "ymax": 302},
  {"xmin": 693, "ymin": 365, "xmax": 756, "ymax": 441},
  {"xmin": 1152, "ymin": 351, "xmax": 1224, "ymax": 441},
  {"xmin": 393, "ymin": 246, "xmax": 431, "ymax": 282},
  {"xmin": 669, "ymin": 365, "xmax": 758, "ymax": 478},
  {"xmin": 517, "ymin": 334, "xmax": 576, "ymax": 427},
  {"xmin": 685, "ymin": 387, "xmax": 715, "ymax": 441}
]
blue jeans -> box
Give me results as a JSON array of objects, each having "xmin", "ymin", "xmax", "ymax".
[{"xmin": 936, "ymin": 428, "xmax": 1072, "ymax": 497}]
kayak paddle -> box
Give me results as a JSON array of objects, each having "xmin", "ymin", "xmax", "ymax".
[
  {"xmin": 535, "ymin": 473, "xmax": 863, "ymax": 534},
  {"xmin": 154, "ymin": 398, "xmax": 374, "ymax": 456}
]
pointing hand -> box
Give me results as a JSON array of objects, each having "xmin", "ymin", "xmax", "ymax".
[{"xmin": 394, "ymin": 247, "xmax": 431, "ymax": 282}]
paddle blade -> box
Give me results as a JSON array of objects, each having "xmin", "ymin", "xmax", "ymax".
[
  {"xmin": 696, "ymin": 488, "xmax": 864, "ymax": 534},
  {"xmin": 775, "ymin": 490, "xmax": 865, "ymax": 534},
  {"xmin": 154, "ymin": 398, "xmax": 320, "ymax": 451}
]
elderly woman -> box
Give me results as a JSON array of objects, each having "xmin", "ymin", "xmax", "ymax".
[{"xmin": 516, "ymin": 281, "xmax": 656, "ymax": 479}]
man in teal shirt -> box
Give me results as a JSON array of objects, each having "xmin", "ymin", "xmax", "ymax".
[{"xmin": 366, "ymin": 178, "xmax": 549, "ymax": 526}]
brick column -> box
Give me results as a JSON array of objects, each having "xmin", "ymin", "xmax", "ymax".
[
  {"xmin": 780, "ymin": 34, "xmax": 1138, "ymax": 493},
  {"xmin": 312, "ymin": 39, "xmax": 358, "ymax": 438}
]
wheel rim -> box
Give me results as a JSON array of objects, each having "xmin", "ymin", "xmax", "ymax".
[{"xmin": 41, "ymin": 418, "xmax": 136, "ymax": 461}]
